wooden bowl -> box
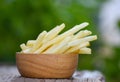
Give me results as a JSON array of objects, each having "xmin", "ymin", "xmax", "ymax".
[{"xmin": 16, "ymin": 52, "xmax": 78, "ymax": 78}]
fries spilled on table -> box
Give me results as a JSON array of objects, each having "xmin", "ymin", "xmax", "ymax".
[{"xmin": 20, "ymin": 22, "xmax": 97, "ymax": 55}]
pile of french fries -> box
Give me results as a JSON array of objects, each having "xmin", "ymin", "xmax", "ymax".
[{"xmin": 20, "ymin": 22, "xmax": 97, "ymax": 54}]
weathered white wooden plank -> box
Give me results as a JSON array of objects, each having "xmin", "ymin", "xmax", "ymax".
[
  {"xmin": 45, "ymin": 79, "xmax": 55, "ymax": 82},
  {"xmin": 12, "ymin": 77, "xmax": 24, "ymax": 82},
  {"xmin": 0, "ymin": 66, "xmax": 105, "ymax": 82}
]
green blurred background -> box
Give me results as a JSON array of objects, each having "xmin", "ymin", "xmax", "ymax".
[{"xmin": 0, "ymin": 0, "xmax": 120, "ymax": 82}]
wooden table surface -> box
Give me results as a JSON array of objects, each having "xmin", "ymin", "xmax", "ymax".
[{"xmin": 0, "ymin": 66, "xmax": 105, "ymax": 82}]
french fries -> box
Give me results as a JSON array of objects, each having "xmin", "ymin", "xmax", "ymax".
[
  {"xmin": 65, "ymin": 42, "xmax": 90, "ymax": 54},
  {"xmin": 20, "ymin": 22, "xmax": 97, "ymax": 55},
  {"xmin": 26, "ymin": 40, "xmax": 36, "ymax": 47},
  {"xmin": 32, "ymin": 31, "xmax": 47, "ymax": 52},
  {"xmin": 73, "ymin": 30, "xmax": 92, "ymax": 40},
  {"xmin": 20, "ymin": 43, "xmax": 28, "ymax": 50},
  {"xmin": 42, "ymin": 23, "xmax": 65, "ymax": 43},
  {"xmin": 79, "ymin": 47, "xmax": 91, "ymax": 54},
  {"xmin": 68, "ymin": 35, "xmax": 97, "ymax": 47}
]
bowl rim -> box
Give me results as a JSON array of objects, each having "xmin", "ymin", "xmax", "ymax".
[{"xmin": 16, "ymin": 52, "xmax": 78, "ymax": 57}]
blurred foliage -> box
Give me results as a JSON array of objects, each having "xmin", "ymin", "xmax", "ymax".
[
  {"xmin": 0, "ymin": 0, "xmax": 100, "ymax": 62},
  {"xmin": 0, "ymin": 0, "xmax": 119, "ymax": 82}
]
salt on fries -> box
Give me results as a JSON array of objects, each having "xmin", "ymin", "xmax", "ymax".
[{"xmin": 20, "ymin": 22, "xmax": 97, "ymax": 55}]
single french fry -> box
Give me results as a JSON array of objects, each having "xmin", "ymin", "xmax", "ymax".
[
  {"xmin": 42, "ymin": 23, "xmax": 65, "ymax": 43},
  {"xmin": 68, "ymin": 35, "xmax": 97, "ymax": 47},
  {"xmin": 66, "ymin": 47, "xmax": 91, "ymax": 54},
  {"xmin": 79, "ymin": 47, "xmax": 91, "ymax": 54},
  {"xmin": 65, "ymin": 42, "xmax": 90, "ymax": 54},
  {"xmin": 20, "ymin": 43, "xmax": 28, "ymax": 50},
  {"xmin": 22, "ymin": 48, "xmax": 32, "ymax": 53},
  {"xmin": 61, "ymin": 22, "xmax": 89, "ymax": 37},
  {"xmin": 73, "ymin": 30, "xmax": 92, "ymax": 40},
  {"xmin": 32, "ymin": 31, "xmax": 47, "ymax": 52},
  {"xmin": 26, "ymin": 40, "xmax": 35, "ymax": 47}
]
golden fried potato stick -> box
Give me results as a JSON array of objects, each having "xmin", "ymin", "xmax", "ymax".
[
  {"xmin": 26, "ymin": 40, "xmax": 36, "ymax": 47},
  {"xmin": 79, "ymin": 47, "xmax": 91, "ymax": 54},
  {"xmin": 22, "ymin": 48, "xmax": 32, "ymax": 53},
  {"xmin": 20, "ymin": 43, "xmax": 28, "ymax": 50},
  {"xmin": 61, "ymin": 22, "xmax": 89, "ymax": 37},
  {"xmin": 68, "ymin": 35, "xmax": 97, "ymax": 47},
  {"xmin": 42, "ymin": 23, "xmax": 65, "ymax": 43},
  {"xmin": 34, "ymin": 22, "xmax": 89, "ymax": 53},
  {"xmin": 73, "ymin": 30, "xmax": 92, "ymax": 40},
  {"xmin": 65, "ymin": 42, "xmax": 90, "ymax": 54}
]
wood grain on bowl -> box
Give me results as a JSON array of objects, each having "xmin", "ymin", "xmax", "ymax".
[{"xmin": 16, "ymin": 53, "xmax": 78, "ymax": 78}]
